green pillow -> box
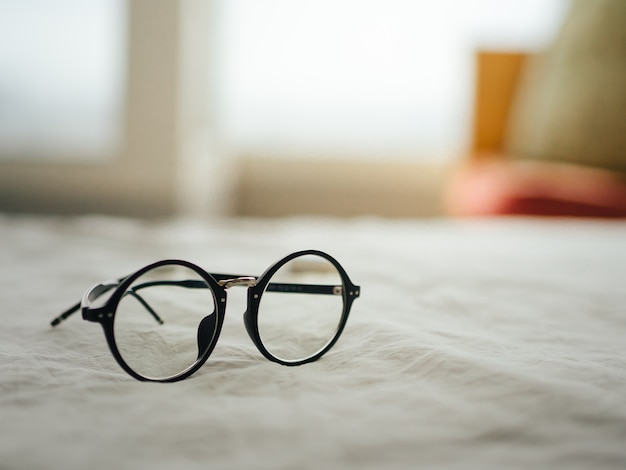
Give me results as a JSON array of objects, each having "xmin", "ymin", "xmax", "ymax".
[{"xmin": 506, "ymin": 0, "xmax": 626, "ymax": 174}]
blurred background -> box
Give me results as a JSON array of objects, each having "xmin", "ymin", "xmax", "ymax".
[{"xmin": 0, "ymin": 0, "xmax": 573, "ymax": 218}]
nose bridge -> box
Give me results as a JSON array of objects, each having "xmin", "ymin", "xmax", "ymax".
[{"xmin": 218, "ymin": 276, "xmax": 257, "ymax": 289}]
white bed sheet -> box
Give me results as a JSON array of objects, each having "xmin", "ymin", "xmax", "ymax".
[{"xmin": 1, "ymin": 214, "xmax": 625, "ymax": 469}]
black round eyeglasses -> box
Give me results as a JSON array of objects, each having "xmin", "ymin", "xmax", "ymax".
[{"xmin": 50, "ymin": 250, "xmax": 360, "ymax": 382}]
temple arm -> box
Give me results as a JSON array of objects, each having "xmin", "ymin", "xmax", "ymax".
[
  {"xmin": 50, "ymin": 301, "xmax": 83, "ymax": 327},
  {"xmin": 51, "ymin": 274, "xmax": 348, "ymax": 327},
  {"xmin": 50, "ymin": 280, "xmax": 120, "ymax": 327}
]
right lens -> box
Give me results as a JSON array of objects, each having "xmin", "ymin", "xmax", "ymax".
[
  {"xmin": 257, "ymin": 253, "xmax": 345, "ymax": 362},
  {"xmin": 113, "ymin": 263, "xmax": 217, "ymax": 380}
]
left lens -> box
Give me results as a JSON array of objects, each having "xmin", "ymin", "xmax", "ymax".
[
  {"xmin": 113, "ymin": 263, "xmax": 217, "ymax": 380},
  {"xmin": 257, "ymin": 253, "xmax": 345, "ymax": 363}
]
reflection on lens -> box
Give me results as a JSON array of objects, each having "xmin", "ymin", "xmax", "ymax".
[
  {"xmin": 113, "ymin": 263, "xmax": 217, "ymax": 380},
  {"xmin": 258, "ymin": 254, "xmax": 344, "ymax": 362}
]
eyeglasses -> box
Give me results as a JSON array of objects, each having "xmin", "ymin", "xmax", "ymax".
[{"xmin": 51, "ymin": 250, "xmax": 360, "ymax": 382}]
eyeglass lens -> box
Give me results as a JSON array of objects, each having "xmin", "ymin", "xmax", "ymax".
[
  {"xmin": 258, "ymin": 254, "xmax": 345, "ymax": 362},
  {"xmin": 113, "ymin": 264, "xmax": 218, "ymax": 380}
]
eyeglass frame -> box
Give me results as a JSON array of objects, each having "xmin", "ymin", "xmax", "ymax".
[{"xmin": 51, "ymin": 249, "xmax": 361, "ymax": 382}]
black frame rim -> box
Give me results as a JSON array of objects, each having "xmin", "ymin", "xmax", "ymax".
[
  {"xmin": 245, "ymin": 249, "xmax": 359, "ymax": 366},
  {"xmin": 98, "ymin": 259, "xmax": 227, "ymax": 383}
]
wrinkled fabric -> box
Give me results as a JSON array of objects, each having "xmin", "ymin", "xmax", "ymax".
[{"xmin": 1, "ymin": 215, "xmax": 625, "ymax": 470}]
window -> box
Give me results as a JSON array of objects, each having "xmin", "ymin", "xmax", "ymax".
[{"xmin": 0, "ymin": 0, "xmax": 125, "ymax": 160}]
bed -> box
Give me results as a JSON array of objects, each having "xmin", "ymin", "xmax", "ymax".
[{"xmin": 2, "ymin": 213, "xmax": 625, "ymax": 469}]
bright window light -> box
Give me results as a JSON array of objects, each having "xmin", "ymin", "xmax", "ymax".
[
  {"xmin": 214, "ymin": 0, "xmax": 569, "ymax": 160},
  {"xmin": 0, "ymin": 0, "xmax": 125, "ymax": 160}
]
